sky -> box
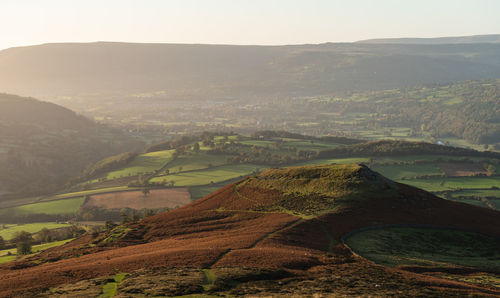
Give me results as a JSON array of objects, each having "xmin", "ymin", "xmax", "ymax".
[{"xmin": 1, "ymin": 0, "xmax": 499, "ymax": 50}]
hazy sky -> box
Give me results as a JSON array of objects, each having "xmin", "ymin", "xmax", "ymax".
[{"xmin": 1, "ymin": 0, "xmax": 499, "ymax": 50}]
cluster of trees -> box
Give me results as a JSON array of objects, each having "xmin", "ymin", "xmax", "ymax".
[
  {"xmin": 0, "ymin": 226, "xmax": 85, "ymax": 256},
  {"xmin": 77, "ymin": 206, "xmax": 162, "ymax": 222},
  {"xmin": 75, "ymin": 152, "xmax": 138, "ymax": 183},
  {"xmin": 305, "ymin": 80, "xmax": 500, "ymax": 145},
  {"xmin": 251, "ymin": 130, "xmax": 362, "ymax": 145},
  {"xmin": 211, "ymin": 142, "xmax": 315, "ymax": 166},
  {"xmin": 0, "ymin": 212, "xmax": 76, "ymax": 224},
  {"xmin": 318, "ymin": 140, "xmax": 500, "ymax": 159}
]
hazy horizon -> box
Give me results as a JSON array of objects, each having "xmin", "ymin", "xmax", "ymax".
[{"xmin": 1, "ymin": 0, "xmax": 500, "ymax": 50}]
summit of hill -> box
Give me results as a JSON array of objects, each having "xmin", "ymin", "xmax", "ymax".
[{"xmin": 0, "ymin": 163, "xmax": 499, "ymax": 296}]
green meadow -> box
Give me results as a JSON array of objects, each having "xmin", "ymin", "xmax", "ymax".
[
  {"xmin": 163, "ymin": 152, "xmax": 229, "ymax": 173},
  {"xmin": 0, "ymin": 238, "xmax": 73, "ymax": 264},
  {"xmin": 403, "ymin": 176, "xmax": 500, "ymax": 192},
  {"xmin": 0, "ymin": 223, "xmax": 71, "ymax": 240},
  {"xmin": 372, "ymin": 164, "xmax": 443, "ymax": 180},
  {"xmin": 103, "ymin": 149, "xmax": 174, "ymax": 179},
  {"xmin": 295, "ymin": 157, "xmax": 371, "ymax": 166},
  {"xmin": 346, "ymin": 227, "xmax": 500, "ymax": 272},
  {"xmin": 150, "ymin": 164, "xmax": 262, "ymax": 187},
  {"xmin": 0, "ymin": 197, "xmax": 85, "ymax": 216},
  {"xmin": 48, "ymin": 186, "xmax": 137, "ymax": 201}
]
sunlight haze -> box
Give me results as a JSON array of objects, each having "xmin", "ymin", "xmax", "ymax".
[{"xmin": 1, "ymin": 0, "xmax": 499, "ymax": 50}]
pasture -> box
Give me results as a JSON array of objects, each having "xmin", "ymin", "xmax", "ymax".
[
  {"xmin": 403, "ymin": 176, "xmax": 500, "ymax": 192},
  {"xmin": 189, "ymin": 185, "xmax": 222, "ymax": 200},
  {"xmin": 102, "ymin": 149, "xmax": 174, "ymax": 179},
  {"xmin": 438, "ymin": 162, "xmax": 487, "ymax": 177},
  {"xmin": 163, "ymin": 152, "xmax": 228, "ymax": 173},
  {"xmin": 150, "ymin": 164, "xmax": 261, "ymax": 187},
  {"xmin": 449, "ymin": 198, "xmax": 490, "ymax": 209},
  {"xmin": 0, "ymin": 238, "xmax": 73, "ymax": 264},
  {"xmin": 82, "ymin": 188, "xmax": 191, "ymax": 210},
  {"xmin": 0, "ymin": 197, "xmax": 85, "ymax": 216},
  {"xmin": 489, "ymin": 198, "xmax": 500, "ymax": 209},
  {"xmin": 345, "ymin": 227, "xmax": 500, "ymax": 272},
  {"xmin": 371, "ymin": 164, "xmax": 443, "ymax": 180},
  {"xmin": 189, "ymin": 177, "xmax": 245, "ymax": 200},
  {"xmin": 450, "ymin": 189, "xmax": 500, "ymax": 199},
  {"xmin": 0, "ymin": 223, "xmax": 71, "ymax": 240},
  {"xmin": 47, "ymin": 186, "xmax": 137, "ymax": 201},
  {"xmin": 295, "ymin": 157, "xmax": 371, "ymax": 166}
]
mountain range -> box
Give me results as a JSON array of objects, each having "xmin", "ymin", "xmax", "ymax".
[
  {"xmin": 357, "ymin": 34, "xmax": 500, "ymax": 44},
  {"xmin": 1, "ymin": 37, "xmax": 500, "ymax": 100}
]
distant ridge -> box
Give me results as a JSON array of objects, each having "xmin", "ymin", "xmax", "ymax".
[
  {"xmin": 357, "ymin": 34, "xmax": 500, "ymax": 44},
  {"xmin": 2, "ymin": 40, "xmax": 500, "ymax": 99}
]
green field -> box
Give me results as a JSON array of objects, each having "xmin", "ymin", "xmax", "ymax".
[
  {"xmin": 47, "ymin": 186, "xmax": 138, "ymax": 201},
  {"xmin": 403, "ymin": 176, "xmax": 500, "ymax": 192},
  {"xmin": 238, "ymin": 140, "xmax": 276, "ymax": 147},
  {"xmin": 103, "ymin": 149, "xmax": 174, "ymax": 179},
  {"xmin": 401, "ymin": 179, "xmax": 451, "ymax": 192},
  {"xmin": 295, "ymin": 157, "xmax": 371, "ymax": 166},
  {"xmin": 188, "ymin": 177, "xmax": 245, "ymax": 200},
  {"xmin": 372, "ymin": 164, "xmax": 443, "ymax": 180},
  {"xmin": 346, "ymin": 227, "xmax": 500, "ymax": 272},
  {"xmin": 0, "ymin": 197, "xmax": 85, "ymax": 216},
  {"xmin": 489, "ymin": 198, "xmax": 500, "ymax": 210},
  {"xmin": 0, "ymin": 195, "xmax": 45, "ymax": 209},
  {"xmin": 0, "ymin": 223, "xmax": 71, "ymax": 240},
  {"xmin": 0, "ymin": 238, "xmax": 73, "ymax": 263},
  {"xmin": 239, "ymin": 138, "xmax": 339, "ymax": 152},
  {"xmin": 373, "ymin": 155, "xmax": 453, "ymax": 163},
  {"xmin": 0, "ymin": 255, "xmax": 16, "ymax": 264},
  {"xmin": 163, "ymin": 152, "xmax": 229, "ymax": 173},
  {"xmin": 449, "ymin": 198, "xmax": 490, "ymax": 209},
  {"xmin": 282, "ymin": 139, "xmax": 340, "ymax": 151},
  {"xmin": 189, "ymin": 185, "xmax": 222, "ymax": 200},
  {"xmin": 150, "ymin": 164, "xmax": 262, "ymax": 187},
  {"xmin": 450, "ymin": 189, "xmax": 500, "ymax": 198},
  {"xmin": 443, "ymin": 177, "xmax": 500, "ymax": 189}
]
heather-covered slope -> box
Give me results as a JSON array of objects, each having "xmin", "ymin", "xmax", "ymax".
[{"xmin": 0, "ymin": 164, "xmax": 499, "ymax": 296}]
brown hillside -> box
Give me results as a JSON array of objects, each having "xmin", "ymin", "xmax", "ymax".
[{"xmin": 0, "ymin": 164, "xmax": 499, "ymax": 297}]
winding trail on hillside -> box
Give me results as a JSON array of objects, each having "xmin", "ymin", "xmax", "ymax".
[
  {"xmin": 205, "ymin": 181, "xmax": 305, "ymax": 268},
  {"xmin": 207, "ymin": 218, "xmax": 304, "ymax": 269}
]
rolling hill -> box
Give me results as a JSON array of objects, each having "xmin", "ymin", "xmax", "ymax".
[
  {"xmin": 0, "ymin": 164, "xmax": 498, "ymax": 296},
  {"xmin": 1, "ymin": 41, "xmax": 500, "ymax": 101},
  {"xmin": 357, "ymin": 34, "xmax": 500, "ymax": 44},
  {"xmin": 0, "ymin": 93, "xmax": 142, "ymax": 198}
]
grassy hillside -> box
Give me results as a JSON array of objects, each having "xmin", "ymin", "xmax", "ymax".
[{"xmin": 346, "ymin": 227, "xmax": 500, "ymax": 272}]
